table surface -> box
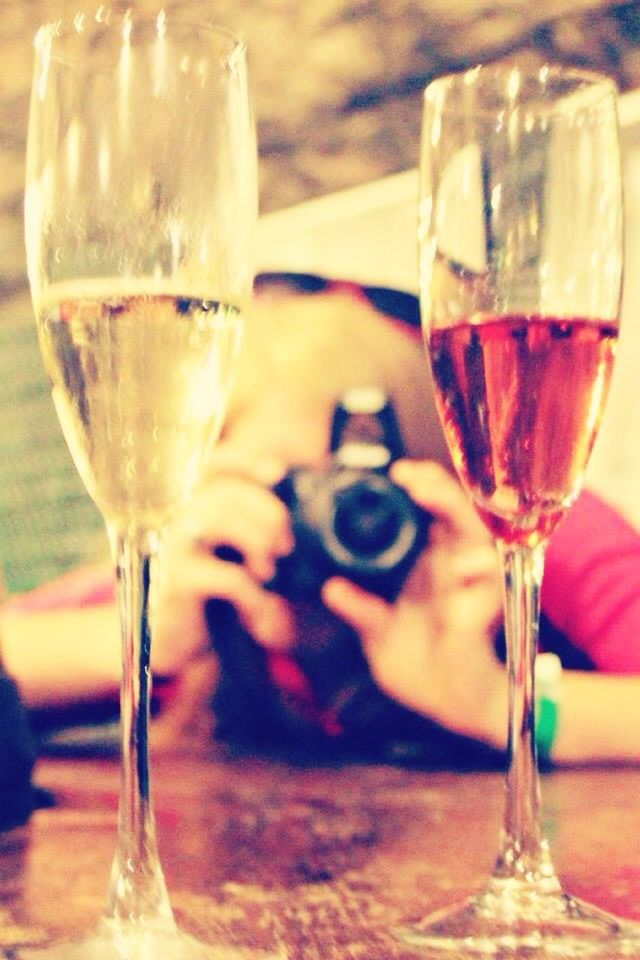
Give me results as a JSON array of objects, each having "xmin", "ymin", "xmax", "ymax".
[{"xmin": 3, "ymin": 748, "xmax": 640, "ymax": 959}]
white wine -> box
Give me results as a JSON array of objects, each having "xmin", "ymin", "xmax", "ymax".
[{"xmin": 37, "ymin": 282, "xmax": 243, "ymax": 531}]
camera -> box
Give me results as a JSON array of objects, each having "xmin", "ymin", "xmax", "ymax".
[{"xmin": 267, "ymin": 387, "xmax": 432, "ymax": 603}]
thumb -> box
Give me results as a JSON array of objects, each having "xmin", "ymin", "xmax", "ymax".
[{"xmin": 321, "ymin": 577, "xmax": 392, "ymax": 641}]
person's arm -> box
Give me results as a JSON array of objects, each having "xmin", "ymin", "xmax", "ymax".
[
  {"xmin": 550, "ymin": 671, "xmax": 640, "ymax": 765},
  {"xmin": 453, "ymin": 667, "xmax": 640, "ymax": 767},
  {"xmin": 2, "ymin": 600, "xmax": 120, "ymax": 708}
]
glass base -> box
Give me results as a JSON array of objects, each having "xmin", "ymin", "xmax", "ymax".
[
  {"xmin": 396, "ymin": 878, "xmax": 640, "ymax": 958},
  {"xmin": 15, "ymin": 920, "xmax": 286, "ymax": 960}
]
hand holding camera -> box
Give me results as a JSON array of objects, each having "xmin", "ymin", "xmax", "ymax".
[
  {"xmin": 207, "ymin": 387, "xmax": 433, "ymax": 739},
  {"xmin": 267, "ymin": 387, "xmax": 432, "ymax": 604}
]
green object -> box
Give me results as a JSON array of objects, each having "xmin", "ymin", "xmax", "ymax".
[
  {"xmin": 535, "ymin": 652, "xmax": 562, "ymax": 766},
  {"xmin": 535, "ymin": 695, "xmax": 559, "ymax": 764}
]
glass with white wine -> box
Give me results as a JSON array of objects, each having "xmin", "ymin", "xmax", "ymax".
[{"xmin": 24, "ymin": 8, "xmax": 257, "ymax": 960}]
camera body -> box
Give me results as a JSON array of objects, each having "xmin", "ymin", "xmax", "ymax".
[{"xmin": 268, "ymin": 387, "xmax": 431, "ymax": 603}]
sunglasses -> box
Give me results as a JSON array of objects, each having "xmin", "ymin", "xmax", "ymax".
[{"xmin": 254, "ymin": 272, "xmax": 421, "ymax": 334}]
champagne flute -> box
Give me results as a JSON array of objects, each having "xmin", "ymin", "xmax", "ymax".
[
  {"xmin": 24, "ymin": 8, "xmax": 257, "ymax": 960},
  {"xmin": 406, "ymin": 61, "xmax": 639, "ymax": 956}
]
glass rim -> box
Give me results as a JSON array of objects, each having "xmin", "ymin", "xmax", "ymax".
[
  {"xmin": 34, "ymin": 6, "xmax": 246, "ymax": 65},
  {"xmin": 423, "ymin": 61, "xmax": 619, "ymax": 116}
]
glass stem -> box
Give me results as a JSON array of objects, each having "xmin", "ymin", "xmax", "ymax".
[
  {"xmin": 103, "ymin": 525, "xmax": 175, "ymax": 930},
  {"xmin": 493, "ymin": 540, "xmax": 558, "ymax": 888}
]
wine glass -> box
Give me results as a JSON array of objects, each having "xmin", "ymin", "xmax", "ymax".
[
  {"xmin": 24, "ymin": 8, "xmax": 258, "ymax": 960},
  {"xmin": 405, "ymin": 61, "xmax": 640, "ymax": 957}
]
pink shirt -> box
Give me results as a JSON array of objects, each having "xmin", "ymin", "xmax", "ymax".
[{"xmin": 543, "ymin": 490, "xmax": 640, "ymax": 673}]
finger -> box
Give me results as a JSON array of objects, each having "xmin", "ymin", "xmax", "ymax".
[
  {"xmin": 321, "ymin": 576, "xmax": 392, "ymax": 642},
  {"xmin": 184, "ymin": 472, "xmax": 291, "ymax": 544},
  {"xmin": 203, "ymin": 448, "xmax": 286, "ymax": 488},
  {"xmin": 391, "ymin": 459, "xmax": 488, "ymax": 544},
  {"xmin": 448, "ymin": 544, "xmax": 500, "ymax": 586},
  {"xmin": 165, "ymin": 552, "xmax": 295, "ymax": 651},
  {"xmin": 172, "ymin": 480, "xmax": 294, "ymax": 580},
  {"xmin": 157, "ymin": 548, "xmax": 242, "ymax": 601},
  {"xmin": 226, "ymin": 588, "xmax": 296, "ymax": 652}
]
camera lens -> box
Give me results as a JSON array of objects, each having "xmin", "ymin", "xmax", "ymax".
[{"xmin": 332, "ymin": 480, "xmax": 403, "ymax": 556}]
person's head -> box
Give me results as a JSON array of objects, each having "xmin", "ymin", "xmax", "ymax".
[{"xmin": 220, "ymin": 277, "xmax": 450, "ymax": 471}]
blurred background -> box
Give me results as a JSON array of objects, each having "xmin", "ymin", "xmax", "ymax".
[{"xmin": 1, "ymin": 0, "xmax": 640, "ymax": 593}]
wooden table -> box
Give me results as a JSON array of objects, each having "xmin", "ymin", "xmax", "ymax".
[{"xmin": 2, "ymin": 747, "xmax": 640, "ymax": 959}]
